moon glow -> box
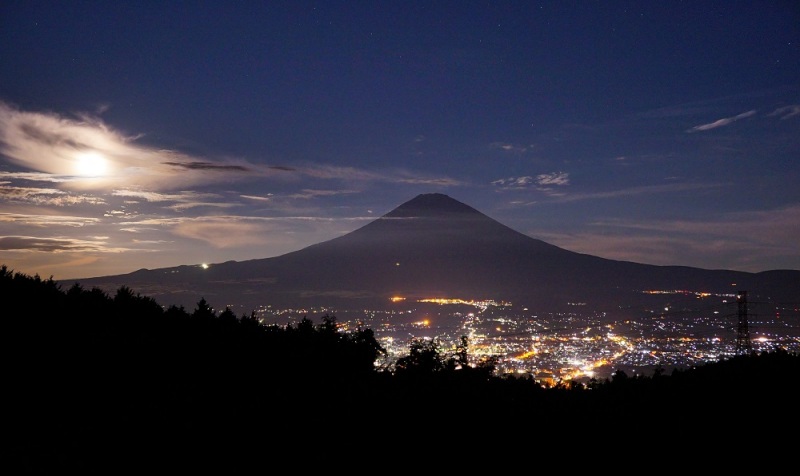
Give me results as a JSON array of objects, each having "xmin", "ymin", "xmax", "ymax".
[{"xmin": 75, "ymin": 152, "xmax": 108, "ymax": 177}]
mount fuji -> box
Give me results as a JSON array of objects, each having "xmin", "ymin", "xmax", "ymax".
[{"xmin": 66, "ymin": 193, "xmax": 799, "ymax": 317}]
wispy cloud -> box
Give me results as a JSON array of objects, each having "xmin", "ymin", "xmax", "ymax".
[
  {"xmin": 299, "ymin": 165, "xmax": 386, "ymax": 181},
  {"xmin": 295, "ymin": 163, "xmax": 464, "ymax": 187},
  {"xmin": 112, "ymin": 190, "xmax": 205, "ymax": 202},
  {"xmin": 182, "ymin": 216, "xmax": 339, "ymax": 249},
  {"xmin": 0, "ymin": 103, "xmax": 466, "ymax": 202},
  {"xmin": 531, "ymin": 205, "xmax": 800, "ymax": 272},
  {"xmin": 535, "ymin": 172, "xmax": 569, "ymax": 186},
  {"xmin": 0, "ymin": 171, "xmax": 75, "ymax": 183},
  {"xmin": 117, "ymin": 213, "xmax": 375, "ymax": 249},
  {"xmin": 491, "ymin": 176, "xmax": 533, "ymax": 189},
  {"xmin": 0, "ymin": 212, "xmax": 101, "ymax": 227},
  {"xmin": 492, "ymin": 172, "xmax": 569, "ymax": 191},
  {"xmin": 686, "ymin": 110, "xmax": 757, "ymax": 132},
  {"xmin": 118, "ymin": 214, "xmax": 373, "ymax": 228},
  {"xmin": 0, "ymin": 101, "xmax": 261, "ymax": 191},
  {"xmin": 170, "ymin": 219, "xmax": 280, "ymax": 248},
  {"xmin": 268, "ymin": 165, "xmax": 296, "ymax": 172},
  {"xmin": 162, "ymin": 161, "xmax": 249, "ymax": 172},
  {"xmin": 286, "ymin": 189, "xmax": 359, "ymax": 199},
  {"xmin": 0, "ymin": 185, "xmax": 106, "ymax": 206},
  {"xmin": 397, "ymin": 177, "xmax": 465, "ymax": 186},
  {"xmin": 548, "ymin": 182, "xmax": 725, "ymax": 203},
  {"xmin": 490, "ymin": 142, "xmax": 531, "ymax": 153},
  {"xmin": 111, "ymin": 189, "xmax": 243, "ymax": 211},
  {"xmin": 0, "ymin": 235, "xmax": 128, "ymax": 253},
  {"xmin": 592, "ymin": 205, "xmax": 800, "ymax": 244},
  {"xmin": 130, "ymin": 238, "xmax": 174, "ymax": 244},
  {"xmin": 501, "ymin": 181, "xmax": 726, "ymax": 206},
  {"xmin": 768, "ymin": 105, "xmax": 800, "ymax": 120},
  {"xmin": 165, "ymin": 201, "xmax": 240, "ymax": 211},
  {"xmin": 240, "ymin": 193, "xmax": 273, "ymax": 202}
]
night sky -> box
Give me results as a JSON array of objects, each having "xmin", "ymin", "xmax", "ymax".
[{"xmin": 1, "ymin": 1, "xmax": 798, "ymax": 280}]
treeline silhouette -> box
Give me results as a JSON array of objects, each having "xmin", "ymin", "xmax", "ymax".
[{"xmin": 2, "ymin": 265, "xmax": 798, "ymax": 469}]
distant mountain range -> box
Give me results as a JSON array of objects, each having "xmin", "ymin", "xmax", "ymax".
[{"xmin": 67, "ymin": 193, "xmax": 800, "ymax": 317}]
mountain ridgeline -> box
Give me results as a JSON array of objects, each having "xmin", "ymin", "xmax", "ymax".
[{"xmin": 68, "ymin": 193, "xmax": 800, "ymax": 316}]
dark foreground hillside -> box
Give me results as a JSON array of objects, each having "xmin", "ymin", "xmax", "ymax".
[{"xmin": 1, "ymin": 265, "xmax": 798, "ymax": 470}]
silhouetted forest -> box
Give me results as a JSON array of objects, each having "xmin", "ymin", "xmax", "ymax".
[{"xmin": 2, "ymin": 265, "xmax": 798, "ymax": 470}]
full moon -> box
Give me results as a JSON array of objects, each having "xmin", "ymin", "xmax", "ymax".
[{"xmin": 75, "ymin": 152, "xmax": 108, "ymax": 177}]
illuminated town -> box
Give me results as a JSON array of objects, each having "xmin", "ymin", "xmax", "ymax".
[{"xmin": 249, "ymin": 289, "xmax": 800, "ymax": 385}]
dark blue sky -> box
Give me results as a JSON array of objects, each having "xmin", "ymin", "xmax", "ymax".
[{"xmin": 1, "ymin": 1, "xmax": 799, "ymax": 279}]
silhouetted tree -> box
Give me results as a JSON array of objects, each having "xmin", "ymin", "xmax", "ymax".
[
  {"xmin": 218, "ymin": 306, "xmax": 238, "ymax": 325},
  {"xmin": 192, "ymin": 297, "xmax": 216, "ymax": 323},
  {"xmin": 239, "ymin": 311, "xmax": 260, "ymax": 329},
  {"xmin": 394, "ymin": 338, "xmax": 445, "ymax": 375},
  {"xmin": 653, "ymin": 364, "xmax": 665, "ymax": 378},
  {"xmin": 349, "ymin": 327, "xmax": 386, "ymax": 374},
  {"xmin": 446, "ymin": 335, "xmax": 470, "ymax": 370},
  {"xmin": 611, "ymin": 369, "xmax": 629, "ymax": 382}
]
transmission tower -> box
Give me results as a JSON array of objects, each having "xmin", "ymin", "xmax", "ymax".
[{"xmin": 736, "ymin": 290, "xmax": 753, "ymax": 354}]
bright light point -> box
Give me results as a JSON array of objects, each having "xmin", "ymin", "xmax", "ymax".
[
  {"xmin": 201, "ymin": 263, "xmax": 209, "ymax": 269},
  {"xmin": 757, "ymin": 336, "xmax": 768, "ymax": 342},
  {"xmin": 75, "ymin": 151, "xmax": 108, "ymax": 176}
]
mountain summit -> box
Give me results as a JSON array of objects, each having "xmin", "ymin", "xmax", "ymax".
[
  {"xmin": 383, "ymin": 192, "xmax": 486, "ymax": 217},
  {"xmin": 68, "ymin": 193, "xmax": 799, "ymax": 317}
]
